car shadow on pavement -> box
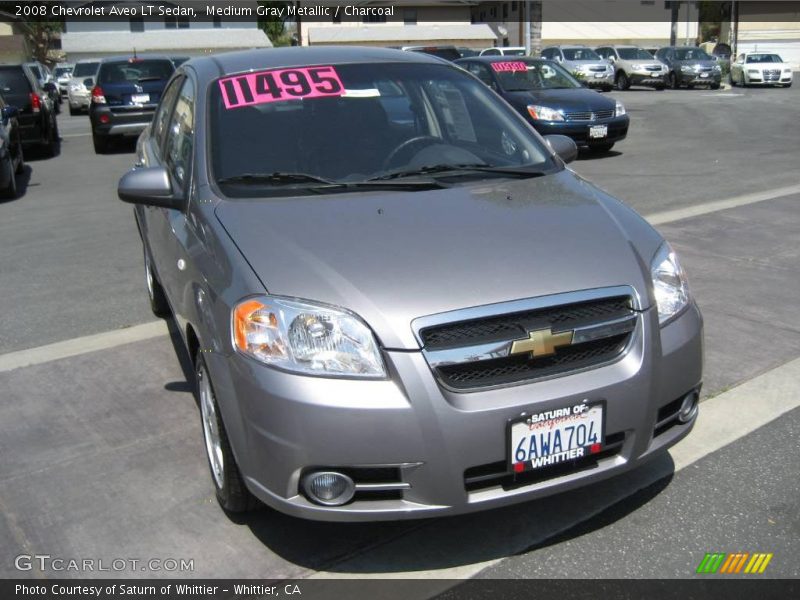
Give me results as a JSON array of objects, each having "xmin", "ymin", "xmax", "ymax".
[
  {"xmin": 0, "ymin": 165, "xmax": 32, "ymax": 203},
  {"xmin": 102, "ymin": 138, "xmax": 138, "ymax": 155},
  {"xmin": 577, "ymin": 150, "xmax": 623, "ymax": 161}
]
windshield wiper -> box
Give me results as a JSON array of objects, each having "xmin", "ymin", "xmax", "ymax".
[
  {"xmin": 369, "ymin": 163, "xmax": 547, "ymax": 181},
  {"xmin": 217, "ymin": 171, "xmax": 449, "ymax": 191},
  {"xmin": 217, "ymin": 172, "xmax": 338, "ymax": 186},
  {"xmin": 137, "ymin": 76, "xmax": 165, "ymax": 83}
]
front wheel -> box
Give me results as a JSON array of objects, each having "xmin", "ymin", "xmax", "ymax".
[
  {"xmin": 195, "ymin": 352, "xmax": 258, "ymax": 514},
  {"xmin": 783, "ymin": 82, "xmax": 792, "ymax": 88},
  {"xmin": 92, "ymin": 133, "xmax": 108, "ymax": 154},
  {"xmin": 69, "ymin": 105, "xmax": 79, "ymax": 116},
  {"xmin": 615, "ymin": 72, "xmax": 630, "ymax": 91},
  {"xmin": 0, "ymin": 155, "xmax": 17, "ymax": 199},
  {"xmin": 710, "ymin": 82, "xmax": 720, "ymax": 90}
]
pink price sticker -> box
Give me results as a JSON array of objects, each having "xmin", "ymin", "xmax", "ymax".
[
  {"xmin": 218, "ymin": 65, "xmax": 345, "ymax": 109},
  {"xmin": 491, "ymin": 61, "xmax": 529, "ymax": 73}
]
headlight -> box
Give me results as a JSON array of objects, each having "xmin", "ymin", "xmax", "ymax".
[
  {"xmin": 747, "ymin": 69, "xmax": 759, "ymax": 74},
  {"xmin": 680, "ymin": 65, "xmax": 694, "ymax": 73},
  {"xmin": 615, "ymin": 100, "xmax": 626, "ymax": 116},
  {"xmin": 650, "ymin": 243, "xmax": 690, "ymax": 325},
  {"xmin": 713, "ymin": 65, "xmax": 722, "ymax": 72},
  {"xmin": 783, "ymin": 68, "xmax": 792, "ymax": 73},
  {"xmin": 634, "ymin": 64, "xmax": 647, "ymax": 71},
  {"xmin": 232, "ymin": 296, "xmax": 386, "ymax": 378},
  {"xmin": 527, "ymin": 104, "xmax": 565, "ymax": 121}
]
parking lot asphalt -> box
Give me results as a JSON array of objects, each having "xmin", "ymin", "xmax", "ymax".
[{"xmin": 0, "ymin": 84, "xmax": 798, "ymax": 582}]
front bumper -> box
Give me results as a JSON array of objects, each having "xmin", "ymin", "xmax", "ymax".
[
  {"xmin": 531, "ymin": 115, "xmax": 629, "ymax": 148},
  {"xmin": 679, "ymin": 71, "xmax": 721, "ymax": 86},
  {"xmin": 745, "ymin": 71, "xmax": 793, "ymax": 85},
  {"xmin": 206, "ymin": 301, "xmax": 703, "ymax": 521},
  {"xmin": 582, "ymin": 72, "xmax": 613, "ymax": 87},
  {"xmin": 90, "ymin": 105, "xmax": 156, "ymax": 136},
  {"xmin": 629, "ymin": 72, "xmax": 667, "ymax": 86}
]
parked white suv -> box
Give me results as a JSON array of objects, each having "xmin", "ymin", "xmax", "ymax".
[{"xmin": 541, "ymin": 45, "xmax": 614, "ymax": 91}]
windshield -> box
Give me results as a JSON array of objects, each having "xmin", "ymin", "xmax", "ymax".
[
  {"xmin": 99, "ymin": 60, "xmax": 174, "ymax": 84},
  {"xmin": 0, "ymin": 68, "xmax": 31, "ymax": 94},
  {"xmin": 674, "ymin": 48, "xmax": 712, "ymax": 61},
  {"xmin": 54, "ymin": 67, "xmax": 73, "ymax": 78},
  {"xmin": 746, "ymin": 54, "xmax": 782, "ymax": 63},
  {"xmin": 493, "ymin": 60, "xmax": 581, "ymax": 91},
  {"xmin": 562, "ymin": 48, "xmax": 601, "ymax": 61},
  {"xmin": 503, "ymin": 49, "xmax": 526, "ymax": 57},
  {"xmin": 73, "ymin": 62, "xmax": 99, "ymax": 78},
  {"xmin": 617, "ymin": 48, "xmax": 654, "ymax": 60},
  {"xmin": 210, "ymin": 63, "xmax": 554, "ymax": 197}
]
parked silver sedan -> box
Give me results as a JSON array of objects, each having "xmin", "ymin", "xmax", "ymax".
[{"xmin": 119, "ymin": 47, "xmax": 702, "ymax": 521}]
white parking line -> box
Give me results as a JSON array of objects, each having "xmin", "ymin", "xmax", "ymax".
[
  {"xmin": 0, "ymin": 321, "xmax": 168, "ymax": 373},
  {"xmin": 309, "ymin": 356, "xmax": 800, "ymax": 582},
  {"xmin": 59, "ymin": 133, "xmax": 92, "ymax": 138},
  {"xmin": 0, "ymin": 183, "xmax": 797, "ymax": 373}
]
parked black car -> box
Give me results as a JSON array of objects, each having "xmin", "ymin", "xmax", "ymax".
[
  {"xmin": 89, "ymin": 56, "xmax": 175, "ymax": 154},
  {"xmin": 0, "ymin": 94, "xmax": 24, "ymax": 198},
  {"xmin": 455, "ymin": 56, "xmax": 629, "ymax": 153},
  {"xmin": 655, "ymin": 46, "xmax": 722, "ymax": 89},
  {"xmin": 0, "ymin": 64, "xmax": 59, "ymax": 156}
]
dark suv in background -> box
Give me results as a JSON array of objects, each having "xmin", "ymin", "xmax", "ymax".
[
  {"xmin": 89, "ymin": 56, "xmax": 175, "ymax": 154},
  {"xmin": 0, "ymin": 64, "xmax": 59, "ymax": 156},
  {"xmin": 655, "ymin": 46, "xmax": 722, "ymax": 89}
]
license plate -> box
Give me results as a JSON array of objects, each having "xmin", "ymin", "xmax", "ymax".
[
  {"xmin": 589, "ymin": 125, "xmax": 608, "ymax": 139},
  {"xmin": 594, "ymin": 73, "xmax": 605, "ymax": 78},
  {"xmin": 700, "ymin": 73, "xmax": 709, "ymax": 78},
  {"xmin": 131, "ymin": 94, "xmax": 150, "ymax": 104},
  {"xmin": 509, "ymin": 402, "xmax": 605, "ymax": 473}
]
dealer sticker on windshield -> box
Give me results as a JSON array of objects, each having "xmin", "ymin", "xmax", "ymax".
[
  {"xmin": 219, "ymin": 66, "xmax": 345, "ymax": 109},
  {"xmin": 491, "ymin": 61, "xmax": 529, "ymax": 72},
  {"xmin": 509, "ymin": 402, "xmax": 605, "ymax": 473}
]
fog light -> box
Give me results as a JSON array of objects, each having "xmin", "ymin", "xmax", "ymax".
[
  {"xmin": 302, "ymin": 471, "xmax": 355, "ymax": 506},
  {"xmin": 678, "ymin": 391, "xmax": 699, "ymax": 423}
]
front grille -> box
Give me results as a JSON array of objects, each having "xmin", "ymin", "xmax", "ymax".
[
  {"xmin": 464, "ymin": 431, "xmax": 626, "ymax": 492},
  {"xmin": 419, "ymin": 294, "xmax": 636, "ymax": 390},
  {"xmin": 564, "ymin": 109, "xmax": 615, "ymax": 122},
  {"xmin": 421, "ymin": 296, "xmax": 631, "ymax": 350},
  {"xmin": 645, "ymin": 65, "xmax": 661, "ymax": 71},
  {"xmin": 438, "ymin": 334, "xmax": 628, "ymax": 389},
  {"xmin": 697, "ymin": 66, "xmax": 713, "ymax": 72},
  {"xmin": 764, "ymin": 69, "xmax": 781, "ymax": 81},
  {"xmin": 588, "ymin": 65, "xmax": 607, "ymax": 72}
]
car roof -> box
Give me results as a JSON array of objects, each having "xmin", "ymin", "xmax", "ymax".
[
  {"xmin": 99, "ymin": 55, "xmax": 173, "ymax": 64},
  {"xmin": 184, "ymin": 46, "xmax": 446, "ymax": 78},
  {"xmin": 455, "ymin": 56, "xmax": 548, "ymax": 64}
]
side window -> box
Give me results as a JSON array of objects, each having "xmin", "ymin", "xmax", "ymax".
[
  {"xmin": 467, "ymin": 63, "xmax": 495, "ymax": 87},
  {"xmin": 152, "ymin": 77, "xmax": 182, "ymax": 150},
  {"xmin": 163, "ymin": 78, "xmax": 195, "ymax": 190},
  {"xmin": 484, "ymin": 49, "xmax": 501, "ymax": 56},
  {"xmin": 596, "ymin": 48, "xmax": 607, "ymax": 59},
  {"xmin": 542, "ymin": 48, "xmax": 552, "ymax": 59}
]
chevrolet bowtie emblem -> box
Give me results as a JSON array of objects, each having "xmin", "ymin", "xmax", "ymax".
[{"xmin": 510, "ymin": 328, "xmax": 574, "ymax": 358}]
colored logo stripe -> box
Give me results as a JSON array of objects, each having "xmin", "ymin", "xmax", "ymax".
[{"xmin": 697, "ymin": 552, "xmax": 773, "ymax": 574}]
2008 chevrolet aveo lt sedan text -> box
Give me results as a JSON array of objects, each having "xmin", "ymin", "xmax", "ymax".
[{"xmin": 118, "ymin": 48, "xmax": 703, "ymax": 521}]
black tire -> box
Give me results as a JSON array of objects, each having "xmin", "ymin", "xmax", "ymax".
[
  {"xmin": 92, "ymin": 133, "xmax": 108, "ymax": 154},
  {"xmin": 602, "ymin": 84, "xmax": 614, "ymax": 92},
  {"xmin": 710, "ymin": 82, "xmax": 720, "ymax": 90},
  {"xmin": 654, "ymin": 84, "xmax": 665, "ymax": 91},
  {"xmin": 615, "ymin": 72, "xmax": 630, "ymax": 91},
  {"xmin": 669, "ymin": 72, "xmax": 679, "ymax": 89},
  {"xmin": 69, "ymin": 105, "xmax": 79, "ymax": 116},
  {"xmin": 195, "ymin": 351, "xmax": 259, "ymax": 514},
  {"xmin": 730, "ymin": 75, "xmax": 737, "ymax": 87},
  {"xmin": 143, "ymin": 249, "xmax": 170, "ymax": 317},
  {"xmin": 45, "ymin": 117, "xmax": 59, "ymax": 157},
  {"xmin": 14, "ymin": 136, "xmax": 24, "ymax": 175},
  {"xmin": 783, "ymin": 82, "xmax": 792, "ymax": 88},
  {"xmin": 589, "ymin": 142, "xmax": 615, "ymax": 153},
  {"xmin": 0, "ymin": 156, "xmax": 17, "ymax": 199}
]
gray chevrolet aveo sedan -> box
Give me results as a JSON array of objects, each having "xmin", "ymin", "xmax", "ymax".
[{"xmin": 118, "ymin": 47, "xmax": 703, "ymax": 521}]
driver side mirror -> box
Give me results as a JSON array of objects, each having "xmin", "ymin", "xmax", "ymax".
[
  {"xmin": 118, "ymin": 166, "xmax": 185, "ymax": 210},
  {"xmin": 545, "ymin": 134, "xmax": 578, "ymax": 164}
]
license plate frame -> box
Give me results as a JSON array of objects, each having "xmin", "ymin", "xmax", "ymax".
[
  {"xmin": 131, "ymin": 93, "xmax": 150, "ymax": 105},
  {"xmin": 589, "ymin": 124, "xmax": 608, "ymax": 139},
  {"xmin": 507, "ymin": 401, "xmax": 606, "ymax": 474}
]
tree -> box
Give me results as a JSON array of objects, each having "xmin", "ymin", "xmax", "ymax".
[
  {"xmin": 0, "ymin": 2, "xmax": 63, "ymax": 64},
  {"xmin": 257, "ymin": 1, "xmax": 292, "ymax": 46}
]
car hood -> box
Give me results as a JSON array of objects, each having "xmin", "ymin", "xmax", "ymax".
[
  {"xmin": 503, "ymin": 88, "xmax": 615, "ymax": 111},
  {"xmin": 214, "ymin": 170, "xmax": 660, "ymax": 350},
  {"xmin": 625, "ymin": 59, "xmax": 665, "ymax": 67},
  {"xmin": 676, "ymin": 59, "xmax": 718, "ymax": 68}
]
